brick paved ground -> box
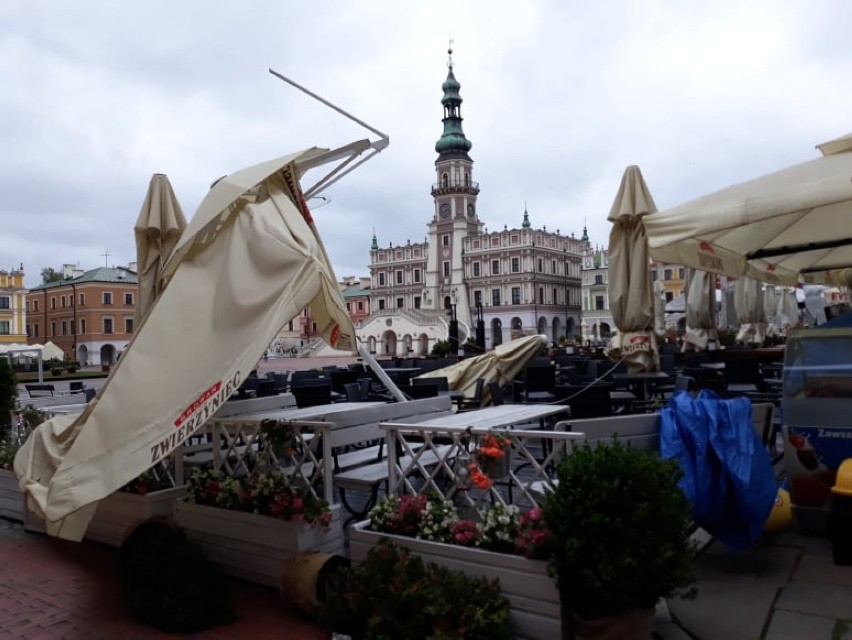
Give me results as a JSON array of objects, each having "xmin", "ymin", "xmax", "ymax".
[{"xmin": 0, "ymin": 519, "xmax": 327, "ymax": 640}]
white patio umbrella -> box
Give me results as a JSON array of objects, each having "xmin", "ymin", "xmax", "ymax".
[
  {"xmin": 134, "ymin": 173, "xmax": 187, "ymax": 326},
  {"xmin": 645, "ymin": 133, "xmax": 852, "ymax": 286},
  {"xmin": 417, "ymin": 334, "xmax": 547, "ymax": 405},
  {"xmin": 734, "ymin": 277, "xmax": 766, "ymax": 345},
  {"xmin": 15, "ymin": 146, "xmax": 366, "ymax": 541},
  {"xmin": 41, "ymin": 341, "xmax": 65, "ymax": 360},
  {"xmin": 606, "ymin": 165, "xmax": 659, "ymax": 372},
  {"xmin": 683, "ymin": 269, "xmax": 719, "ymax": 351},
  {"xmin": 764, "ymin": 286, "xmax": 780, "ymax": 337}
]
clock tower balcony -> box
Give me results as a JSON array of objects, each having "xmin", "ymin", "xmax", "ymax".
[{"xmin": 431, "ymin": 180, "xmax": 480, "ymax": 197}]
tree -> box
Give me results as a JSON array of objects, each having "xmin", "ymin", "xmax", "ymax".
[{"xmin": 40, "ymin": 267, "xmax": 63, "ymax": 284}]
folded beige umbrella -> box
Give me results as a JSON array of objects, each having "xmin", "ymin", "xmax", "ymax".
[
  {"xmin": 683, "ymin": 269, "xmax": 719, "ymax": 351},
  {"xmin": 734, "ymin": 276, "xmax": 766, "ymax": 345},
  {"xmin": 417, "ymin": 334, "xmax": 547, "ymax": 406},
  {"xmin": 134, "ymin": 173, "xmax": 187, "ymax": 326},
  {"xmin": 15, "ymin": 148, "xmax": 358, "ymax": 540},
  {"xmin": 606, "ymin": 165, "xmax": 659, "ymax": 372},
  {"xmin": 646, "ymin": 132, "xmax": 852, "ymax": 286}
]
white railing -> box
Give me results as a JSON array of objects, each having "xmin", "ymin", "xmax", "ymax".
[
  {"xmin": 176, "ymin": 418, "xmax": 333, "ymax": 503},
  {"xmin": 381, "ymin": 423, "xmax": 585, "ymax": 509}
]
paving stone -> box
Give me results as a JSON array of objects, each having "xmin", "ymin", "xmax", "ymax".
[
  {"xmin": 698, "ymin": 544, "xmax": 800, "ymax": 587},
  {"xmin": 763, "ymin": 609, "xmax": 839, "ymax": 639},
  {"xmin": 775, "ymin": 579, "xmax": 852, "ymax": 619},
  {"xmin": 668, "ymin": 579, "xmax": 778, "ymax": 640},
  {"xmin": 793, "ymin": 549, "xmax": 852, "ymax": 587}
]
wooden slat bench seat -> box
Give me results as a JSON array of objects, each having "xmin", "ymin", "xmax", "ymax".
[{"xmin": 25, "ymin": 383, "xmax": 55, "ymax": 397}]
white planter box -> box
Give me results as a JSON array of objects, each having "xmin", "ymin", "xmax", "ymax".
[
  {"xmin": 174, "ymin": 500, "xmax": 344, "ymax": 589},
  {"xmin": 84, "ymin": 485, "xmax": 187, "ymax": 547},
  {"xmin": 349, "ymin": 520, "xmax": 560, "ymax": 640},
  {"xmin": 0, "ymin": 469, "xmax": 24, "ymax": 522}
]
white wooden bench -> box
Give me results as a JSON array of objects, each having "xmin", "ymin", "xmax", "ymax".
[{"xmin": 330, "ymin": 397, "xmax": 455, "ymax": 519}]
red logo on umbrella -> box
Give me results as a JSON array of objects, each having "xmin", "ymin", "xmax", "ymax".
[
  {"xmin": 329, "ymin": 324, "xmax": 341, "ymax": 347},
  {"xmin": 629, "ymin": 335, "xmax": 650, "ymax": 345},
  {"xmin": 175, "ymin": 382, "xmax": 222, "ymax": 428},
  {"xmin": 766, "ymin": 264, "xmax": 777, "ymax": 272},
  {"xmin": 698, "ymin": 241, "xmax": 715, "ymax": 254}
]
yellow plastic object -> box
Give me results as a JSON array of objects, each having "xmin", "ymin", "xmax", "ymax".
[
  {"xmin": 764, "ymin": 488, "xmax": 793, "ymax": 533},
  {"xmin": 831, "ymin": 459, "xmax": 852, "ymax": 497}
]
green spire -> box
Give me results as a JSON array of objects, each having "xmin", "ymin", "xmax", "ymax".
[
  {"xmin": 371, "ymin": 228, "xmax": 378, "ymax": 251},
  {"xmin": 435, "ymin": 46, "xmax": 472, "ymax": 160},
  {"xmin": 522, "ymin": 203, "xmax": 531, "ymax": 229},
  {"xmin": 581, "ymin": 222, "xmax": 589, "ymax": 242}
]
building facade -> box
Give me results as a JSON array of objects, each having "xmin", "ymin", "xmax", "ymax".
[
  {"xmin": 358, "ymin": 50, "xmax": 587, "ymax": 356},
  {"xmin": 581, "ymin": 244, "xmax": 614, "ymax": 342},
  {"xmin": 26, "ymin": 266, "xmax": 138, "ymax": 365},
  {"xmin": 0, "ymin": 267, "xmax": 27, "ymax": 345}
]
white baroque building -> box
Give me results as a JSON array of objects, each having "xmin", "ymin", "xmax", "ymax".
[{"xmin": 357, "ymin": 49, "xmax": 589, "ymax": 356}]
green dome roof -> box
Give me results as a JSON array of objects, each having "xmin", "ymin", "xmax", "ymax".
[{"xmin": 435, "ymin": 54, "xmax": 472, "ymax": 159}]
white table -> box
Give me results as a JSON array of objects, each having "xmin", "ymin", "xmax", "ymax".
[
  {"xmin": 383, "ymin": 403, "xmax": 570, "ymax": 431},
  {"xmin": 238, "ymin": 401, "xmax": 387, "ymax": 422}
]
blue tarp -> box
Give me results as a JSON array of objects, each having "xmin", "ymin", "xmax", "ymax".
[{"xmin": 661, "ymin": 390, "xmax": 777, "ymax": 551}]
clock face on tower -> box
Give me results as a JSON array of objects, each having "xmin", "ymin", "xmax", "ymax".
[{"xmin": 439, "ymin": 203, "xmax": 451, "ymax": 218}]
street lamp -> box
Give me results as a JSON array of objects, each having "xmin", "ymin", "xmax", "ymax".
[
  {"xmin": 475, "ymin": 301, "xmax": 485, "ymax": 350},
  {"xmin": 564, "ymin": 249, "xmax": 569, "ymax": 344},
  {"xmin": 446, "ymin": 303, "xmax": 459, "ymax": 355}
]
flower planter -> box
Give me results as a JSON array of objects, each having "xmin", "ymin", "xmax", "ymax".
[
  {"xmin": 349, "ymin": 520, "xmax": 559, "ymax": 640},
  {"xmin": 0, "ymin": 469, "xmax": 24, "ymax": 522},
  {"xmin": 84, "ymin": 485, "xmax": 187, "ymax": 547},
  {"xmin": 174, "ymin": 500, "xmax": 344, "ymax": 589}
]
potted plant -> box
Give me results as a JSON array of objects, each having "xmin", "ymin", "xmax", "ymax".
[
  {"xmin": 85, "ymin": 463, "xmax": 187, "ymax": 547},
  {"xmin": 0, "ymin": 404, "xmax": 43, "ymax": 522},
  {"xmin": 543, "ymin": 441, "xmax": 697, "ymax": 640},
  {"xmin": 349, "ymin": 495, "xmax": 558, "ymax": 638},
  {"xmin": 321, "ymin": 540, "xmax": 511, "ymax": 639},
  {"xmin": 468, "ymin": 431, "xmax": 512, "ymax": 489},
  {"xmin": 173, "ymin": 467, "xmax": 343, "ymax": 588}
]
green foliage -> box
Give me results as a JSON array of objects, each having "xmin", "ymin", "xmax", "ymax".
[
  {"xmin": 120, "ymin": 520, "xmax": 234, "ymax": 633},
  {"xmin": 718, "ymin": 327, "xmax": 738, "ymax": 346},
  {"xmin": 0, "ymin": 359, "xmax": 17, "ymax": 429},
  {"xmin": 431, "ymin": 339, "xmax": 452, "ymax": 357},
  {"xmin": 320, "ymin": 541, "xmax": 511, "ymax": 639},
  {"xmin": 544, "ymin": 441, "xmax": 697, "ymax": 620},
  {"xmin": 40, "ymin": 267, "xmax": 64, "ymax": 284}
]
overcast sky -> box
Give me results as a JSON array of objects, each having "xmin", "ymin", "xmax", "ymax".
[{"xmin": 3, "ymin": 1, "xmax": 851, "ymax": 288}]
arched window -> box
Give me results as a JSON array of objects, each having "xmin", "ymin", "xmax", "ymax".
[
  {"xmin": 442, "ymin": 173, "xmax": 449, "ymax": 188},
  {"xmin": 464, "ymin": 173, "xmax": 470, "ymax": 186}
]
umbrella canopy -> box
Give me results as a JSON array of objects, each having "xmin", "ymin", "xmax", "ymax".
[
  {"xmin": 734, "ymin": 277, "xmax": 766, "ymax": 345},
  {"xmin": 645, "ymin": 133, "xmax": 852, "ymax": 286},
  {"xmin": 15, "ymin": 149, "xmax": 357, "ymax": 541},
  {"xmin": 416, "ymin": 334, "xmax": 547, "ymax": 405},
  {"xmin": 684, "ymin": 269, "xmax": 718, "ymax": 351},
  {"xmin": 134, "ymin": 174, "xmax": 187, "ymax": 326},
  {"xmin": 605, "ymin": 165, "xmax": 659, "ymax": 372},
  {"xmin": 41, "ymin": 341, "xmax": 65, "ymax": 360}
]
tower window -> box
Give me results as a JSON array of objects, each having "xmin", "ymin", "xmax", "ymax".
[
  {"xmin": 442, "ymin": 173, "xmax": 449, "ymax": 188},
  {"xmin": 491, "ymin": 260, "xmax": 500, "ymax": 275},
  {"xmin": 442, "ymin": 234, "xmax": 450, "ymax": 246},
  {"xmin": 443, "ymin": 261, "xmax": 450, "ymax": 277}
]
